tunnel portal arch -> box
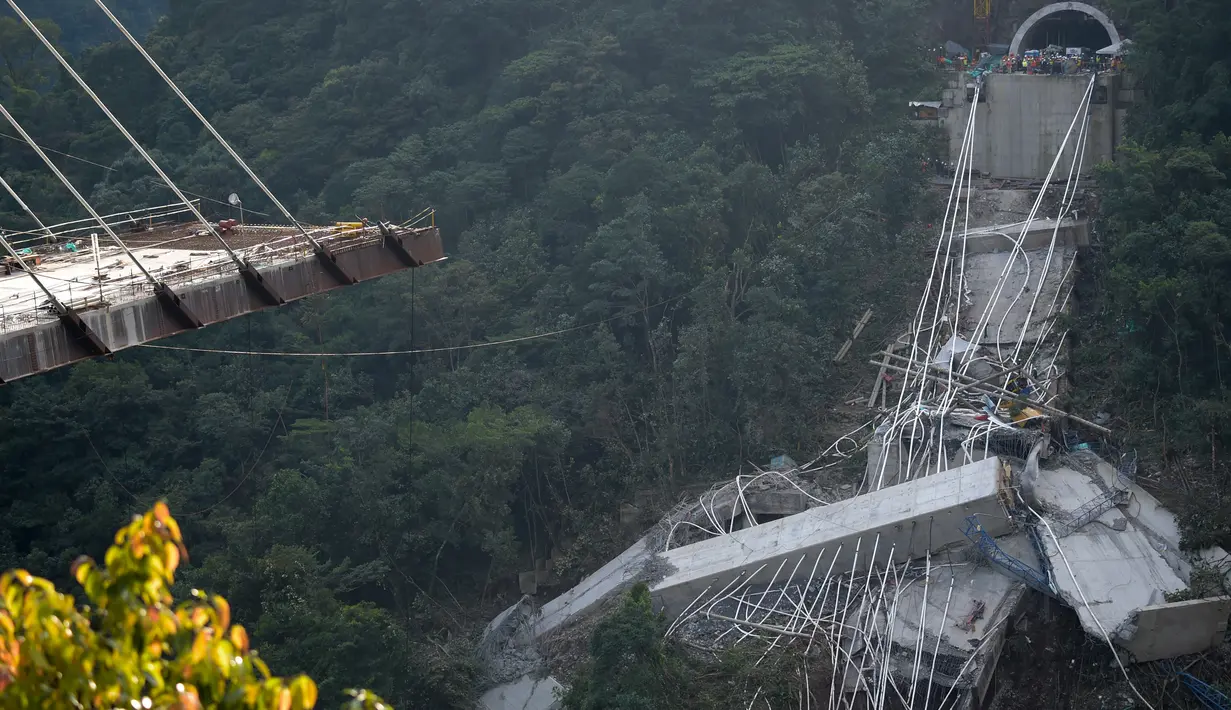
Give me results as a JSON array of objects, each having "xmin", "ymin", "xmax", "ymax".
[{"xmin": 1009, "ymin": 2, "xmax": 1121, "ymax": 55}]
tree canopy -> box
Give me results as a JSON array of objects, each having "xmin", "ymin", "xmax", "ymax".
[
  {"xmin": 0, "ymin": 502, "xmax": 387, "ymax": 710},
  {"xmin": 1072, "ymin": 0, "xmax": 1231, "ymax": 549},
  {"xmin": 0, "ymin": 0, "xmax": 940, "ymax": 705}
]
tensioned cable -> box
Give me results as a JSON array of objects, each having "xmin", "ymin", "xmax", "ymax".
[
  {"xmin": 0, "ymin": 174, "xmax": 70, "ymax": 310},
  {"xmin": 137, "ymin": 287, "xmax": 700, "ymax": 358},
  {"xmin": 94, "ymin": 0, "xmax": 323, "ymax": 250},
  {"xmin": 0, "ymin": 99, "xmax": 160, "ymax": 284},
  {"xmin": 0, "ymin": 130, "xmax": 114, "ymax": 171},
  {"xmin": 0, "ymin": 129, "xmax": 273, "ymax": 218},
  {"xmin": 8, "ymin": 0, "xmax": 246, "ymax": 270},
  {"xmin": 0, "ymin": 172, "xmax": 56, "ymax": 243}
]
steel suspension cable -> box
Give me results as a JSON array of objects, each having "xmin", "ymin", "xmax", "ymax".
[
  {"xmin": 7, "ymin": 0, "xmax": 246, "ymax": 269},
  {"xmin": 92, "ymin": 0, "xmax": 324, "ymax": 250},
  {"xmin": 0, "ymin": 173, "xmax": 56, "ymax": 243},
  {"xmin": 0, "ymin": 100, "xmax": 159, "ymax": 284}
]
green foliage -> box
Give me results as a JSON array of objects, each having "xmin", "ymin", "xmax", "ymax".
[
  {"xmin": 1109, "ymin": 0, "xmax": 1231, "ymax": 144},
  {"xmin": 0, "ymin": 1, "xmax": 164, "ymax": 53},
  {"xmin": 561, "ymin": 585, "xmax": 821, "ymax": 710},
  {"xmin": 0, "ymin": 17, "xmax": 62, "ymax": 98},
  {"xmin": 1163, "ymin": 561, "xmax": 1229, "ymax": 602},
  {"xmin": 1072, "ymin": 0, "xmax": 1231, "ymax": 549},
  {"xmin": 0, "ymin": 502, "xmax": 372, "ymax": 710},
  {"xmin": 562, "ymin": 583, "xmax": 682, "ymax": 710},
  {"xmin": 0, "ymin": 0, "xmax": 938, "ymax": 704}
]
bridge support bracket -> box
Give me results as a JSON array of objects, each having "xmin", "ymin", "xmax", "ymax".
[
  {"xmin": 379, "ymin": 223, "xmax": 422, "ymax": 268},
  {"xmin": 314, "ymin": 245, "xmax": 359, "ymax": 286},
  {"xmin": 239, "ymin": 262, "xmax": 285, "ymax": 306},
  {"xmin": 57, "ymin": 306, "xmax": 110, "ymax": 356},
  {"xmin": 154, "ymin": 283, "xmax": 205, "ymax": 329}
]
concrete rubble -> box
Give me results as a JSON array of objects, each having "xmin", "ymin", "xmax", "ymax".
[{"xmin": 477, "ymin": 28, "xmax": 1231, "ymax": 709}]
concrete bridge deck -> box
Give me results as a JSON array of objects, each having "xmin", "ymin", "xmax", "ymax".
[{"xmin": 0, "ymin": 222, "xmax": 443, "ymax": 382}]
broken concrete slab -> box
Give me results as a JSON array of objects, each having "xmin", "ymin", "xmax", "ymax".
[
  {"xmin": 960, "ymin": 247, "xmax": 1074, "ymax": 346},
  {"xmin": 1121, "ymin": 596, "xmax": 1231, "ymax": 662},
  {"xmin": 886, "ymin": 547, "xmax": 1030, "ymax": 696},
  {"xmin": 1038, "ymin": 518, "xmax": 1186, "ymax": 644},
  {"xmin": 1031, "ymin": 464, "xmax": 1127, "ymax": 534},
  {"xmin": 1077, "ymin": 450, "xmax": 1231, "ymax": 589},
  {"xmin": 651, "ymin": 457, "xmax": 1012, "ymax": 617},
  {"xmin": 745, "ymin": 489, "xmax": 810, "ymax": 516},
  {"xmin": 479, "ymin": 674, "xmax": 564, "ymax": 710},
  {"xmin": 479, "ymin": 595, "xmax": 543, "ymax": 686}
]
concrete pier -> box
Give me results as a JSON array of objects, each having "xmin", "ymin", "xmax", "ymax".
[{"xmin": 940, "ymin": 72, "xmax": 1138, "ymax": 180}]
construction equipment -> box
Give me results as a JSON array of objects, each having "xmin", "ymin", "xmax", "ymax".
[
  {"xmin": 974, "ymin": 0, "xmax": 991, "ymax": 50},
  {"xmin": 3, "ymin": 253, "xmax": 40, "ymax": 275}
]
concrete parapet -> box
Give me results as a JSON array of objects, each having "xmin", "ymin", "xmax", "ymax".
[
  {"xmin": 650, "ymin": 457, "xmax": 1012, "ymax": 618},
  {"xmin": 1122, "ymin": 596, "xmax": 1231, "ymax": 662}
]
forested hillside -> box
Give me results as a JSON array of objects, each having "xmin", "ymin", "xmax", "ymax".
[
  {"xmin": 1076, "ymin": 0, "xmax": 1231, "ymax": 550},
  {"xmin": 0, "ymin": 0, "xmax": 164, "ymax": 52},
  {"xmin": 0, "ymin": 0, "xmax": 939, "ymax": 705}
]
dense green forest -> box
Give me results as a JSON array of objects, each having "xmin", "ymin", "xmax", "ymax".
[
  {"xmin": 0, "ymin": 0, "xmax": 164, "ymax": 52},
  {"xmin": 1074, "ymin": 0, "xmax": 1231, "ymax": 551},
  {"xmin": 2, "ymin": 0, "xmax": 1229, "ymax": 705},
  {"xmin": 0, "ymin": 0, "xmax": 939, "ymax": 705}
]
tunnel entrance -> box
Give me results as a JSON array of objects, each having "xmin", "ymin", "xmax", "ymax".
[
  {"xmin": 1021, "ymin": 10, "xmax": 1112, "ymax": 51},
  {"xmin": 1009, "ymin": 2, "xmax": 1121, "ymax": 56}
]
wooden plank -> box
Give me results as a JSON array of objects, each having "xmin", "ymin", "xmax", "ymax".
[
  {"xmin": 867, "ymin": 339, "xmax": 901, "ymax": 408},
  {"xmin": 834, "ymin": 308, "xmax": 874, "ymax": 363},
  {"xmin": 850, "ymin": 308, "xmax": 874, "ymax": 341}
]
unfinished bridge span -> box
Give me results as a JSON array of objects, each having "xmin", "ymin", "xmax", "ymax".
[{"xmin": 0, "ymin": 0, "xmax": 444, "ymax": 384}]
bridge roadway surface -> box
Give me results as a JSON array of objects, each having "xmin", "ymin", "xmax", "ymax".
[{"xmin": 0, "ymin": 222, "xmax": 443, "ymax": 382}]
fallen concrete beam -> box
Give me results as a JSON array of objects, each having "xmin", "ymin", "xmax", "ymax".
[
  {"xmin": 960, "ymin": 217, "xmax": 1088, "ymax": 254},
  {"xmin": 532, "ymin": 535, "xmax": 653, "ymax": 639},
  {"xmin": 1038, "ymin": 511, "xmax": 1187, "ymax": 644},
  {"xmin": 1122, "ymin": 596, "xmax": 1231, "ymax": 662},
  {"xmin": 650, "ymin": 457, "xmax": 1012, "ymax": 618}
]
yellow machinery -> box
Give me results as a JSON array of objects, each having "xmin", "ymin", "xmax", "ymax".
[{"xmin": 974, "ymin": 0, "xmax": 991, "ymax": 49}]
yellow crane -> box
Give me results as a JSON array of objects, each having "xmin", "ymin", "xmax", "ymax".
[{"xmin": 974, "ymin": 0, "xmax": 991, "ymax": 49}]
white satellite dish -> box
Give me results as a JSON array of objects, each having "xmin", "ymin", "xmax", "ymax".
[{"xmin": 227, "ymin": 192, "xmax": 242, "ymax": 206}]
